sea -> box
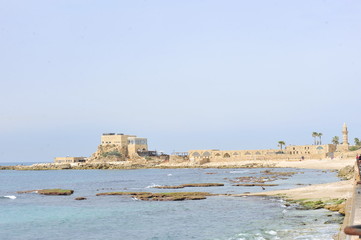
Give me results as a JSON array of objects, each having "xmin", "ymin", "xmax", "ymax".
[{"xmin": 0, "ymin": 163, "xmax": 344, "ymax": 240}]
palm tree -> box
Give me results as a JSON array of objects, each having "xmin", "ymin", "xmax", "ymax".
[
  {"xmin": 278, "ymin": 141, "xmax": 286, "ymax": 151},
  {"xmin": 355, "ymin": 138, "xmax": 360, "ymax": 146},
  {"xmin": 332, "ymin": 136, "xmax": 339, "ymax": 145},
  {"xmin": 312, "ymin": 132, "xmax": 318, "ymax": 145},
  {"xmin": 318, "ymin": 133, "xmax": 323, "ymax": 145}
]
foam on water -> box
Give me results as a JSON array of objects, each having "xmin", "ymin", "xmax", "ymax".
[
  {"xmin": 266, "ymin": 230, "xmax": 277, "ymax": 235},
  {"xmin": 145, "ymin": 183, "xmax": 162, "ymax": 188},
  {"xmin": 229, "ymin": 170, "xmax": 250, "ymax": 174},
  {"xmin": 2, "ymin": 195, "xmax": 16, "ymax": 199}
]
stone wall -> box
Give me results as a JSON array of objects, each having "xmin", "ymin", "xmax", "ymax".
[{"xmin": 188, "ymin": 144, "xmax": 336, "ymax": 162}]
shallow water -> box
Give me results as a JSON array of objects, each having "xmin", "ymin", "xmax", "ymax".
[{"xmin": 0, "ymin": 168, "xmax": 343, "ymax": 240}]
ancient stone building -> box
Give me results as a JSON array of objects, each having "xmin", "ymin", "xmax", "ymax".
[
  {"xmin": 188, "ymin": 144, "xmax": 336, "ymax": 163},
  {"xmin": 336, "ymin": 123, "xmax": 350, "ymax": 152},
  {"xmin": 89, "ymin": 133, "xmax": 149, "ymax": 161},
  {"xmin": 188, "ymin": 124, "xmax": 350, "ymax": 163}
]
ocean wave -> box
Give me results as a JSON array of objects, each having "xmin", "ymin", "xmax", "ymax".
[
  {"xmin": 231, "ymin": 230, "xmax": 280, "ymax": 240},
  {"xmin": 1, "ymin": 195, "xmax": 16, "ymax": 200},
  {"xmin": 265, "ymin": 230, "xmax": 277, "ymax": 236},
  {"xmin": 229, "ymin": 170, "xmax": 249, "ymax": 174},
  {"xmin": 145, "ymin": 183, "xmax": 161, "ymax": 189}
]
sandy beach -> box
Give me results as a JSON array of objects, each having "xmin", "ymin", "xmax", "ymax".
[
  {"xmin": 246, "ymin": 179, "xmax": 354, "ymax": 201},
  {"xmin": 237, "ymin": 158, "xmax": 356, "ymax": 201}
]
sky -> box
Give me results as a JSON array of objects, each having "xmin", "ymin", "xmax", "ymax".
[{"xmin": 0, "ymin": 1, "xmax": 360, "ymax": 162}]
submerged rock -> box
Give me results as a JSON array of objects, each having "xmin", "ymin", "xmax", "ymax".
[
  {"xmin": 154, "ymin": 183, "xmax": 224, "ymax": 189},
  {"xmin": 233, "ymin": 183, "xmax": 278, "ymax": 187},
  {"xmin": 75, "ymin": 197, "xmax": 87, "ymax": 200},
  {"xmin": 38, "ymin": 189, "xmax": 74, "ymax": 195},
  {"xmin": 181, "ymin": 183, "xmax": 224, "ymax": 187},
  {"xmin": 324, "ymin": 218, "xmax": 344, "ymax": 224},
  {"xmin": 96, "ymin": 191, "xmax": 212, "ymax": 201},
  {"xmin": 17, "ymin": 189, "xmax": 74, "ymax": 195},
  {"xmin": 154, "ymin": 186, "xmax": 184, "ymax": 189}
]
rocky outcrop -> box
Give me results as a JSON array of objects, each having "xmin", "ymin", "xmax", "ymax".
[
  {"xmin": 75, "ymin": 197, "xmax": 87, "ymax": 200},
  {"xmin": 88, "ymin": 144, "xmax": 126, "ymax": 162},
  {"xmin": 287, "ymin": 198, "xmax": 346, "ymax": 214},
  {"xmin": 38, "ymin": 189, "xmax": 74, "ymax": 195},
  {"xmin": 324, "ymin": 203, "xmax": 346, "ymax": 215},
  {"xmin": 96, "ymin": 191, "xmax": 212, "ymax": 201},
  {"xmin": 337, "ymin": 165, "xmax": 354, "ymax": 180},
  {"xmin": 233, "ymin": 183, "xmax": 278, "ymax": 187},
  {"xmin": 154, "ymin": 183, "xmax": 224, "ymax": 189},
  {"xmin": 17, "ymin": 189, "xmax": 74, "ymax": 195}
]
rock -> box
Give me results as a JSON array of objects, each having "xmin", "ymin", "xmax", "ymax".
[
  {"xmin": 298, "ymin": 200, "xmax": 325, "ymax": 210},
  {"xmin": 17, "ymin": 190, "xmax": 38, "ymax": 194},
  {"xmin": 96, "ymin": 191, "xmax": 212, "ymax": 201},
  {"xmin": 75, "ymin": 197, "xmax": 87, "ymax": 200},
  {"xmin": 154, "ymin": 186, "xmax": 185, "ymax": 189},
  {"xmin": 38, "ymin": 189, "xmax": 74, "ymax": 195},
  {"xmin": 18, "ymin": 189, "xmax": 74, "ymax": 195},
  {"xmin": 337, "ymin": 165, "xmax": 354, "ymax": 180},
  {"xmin": 324, "ymin": 218, "xmax": 344, "ymax": 224},
  {"xmin": 324, "ymin": 203, "xmax": 346, "ymax": 215},
  {"xmin": 233, "ymin": 184, "xmax": 278, "ymax": 187},
  {"xmin": 59, "ymin": 164, "xmax": 71, "ymax": 169},
  {"xmin": 180, "ymin": 183, "xmax": 224, "ymax": 187},
  {"xmin": 154, "ymin": 183, "xmax": 224, "ymax": 189}
]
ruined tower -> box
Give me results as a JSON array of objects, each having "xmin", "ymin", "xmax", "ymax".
[
  {"xmin": 342, "ymin": 123, "xmax": 349, "ymax": 151},
  {"xmin": 335, "ymin": 123, "xmax": 350, "ymax": 153}
]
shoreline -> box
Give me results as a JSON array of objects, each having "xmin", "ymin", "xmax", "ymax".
[
  {"xmin": 241, "ymin": 179, "xmax": 353, "ymax": 201},
  {"xmin": 0, "ymin": 157, "xmax": 355, "ymax": 170},
  {"xmin": 2, "ymin": 158, "xmax": 355, "ymax": 239},
  {"xmin": 1, "ymin": 158, "xmax": 356, "ymax": 204}
]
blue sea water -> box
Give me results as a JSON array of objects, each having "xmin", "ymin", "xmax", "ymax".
[{"xmin": 0, "ymin": 168, "xmax": 343, "ymax": 240}]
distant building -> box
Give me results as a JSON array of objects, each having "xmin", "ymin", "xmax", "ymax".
[
  {"xmin": 189, "ymin": 123, "xmax": 349, "ymax": 162},
  {"xmin": 336, "ymin": 123, "xmax": 350, "ymax": 152},
  {"xmin": 56, "ymin": 132, "xmax": 151, "ymax": 163},
  {"xmin": 127, "ymin": 137, "xmax": 148, "ymax": 157},
  {"xmin": 100, "ymin": 133, "xmax": 148, "ymax": 157},
  {"xmin": 101, "ymin": 133, "xmax": 135, "ymax": 146}
]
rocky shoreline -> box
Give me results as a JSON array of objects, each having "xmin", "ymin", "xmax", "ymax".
[
  {"xmin": 0, "ymin": 162, "xmax": 278, "ymax": 170},
  {"xmin": 4, "ymin": 158, "xmax": 356, "ymax": 239},
  {"xmin": 1, "ymin": 158, "xmax": 356, "ymax": 171}
]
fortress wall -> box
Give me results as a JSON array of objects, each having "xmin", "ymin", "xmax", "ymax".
[{"xmin": 188, "ymin": 145, "xmax": 334, "ymax": 162}]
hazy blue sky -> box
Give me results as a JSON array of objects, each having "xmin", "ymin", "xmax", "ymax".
[{"xmin": 1, "ymin": 1, "xmax": 360, "ymax": 162}]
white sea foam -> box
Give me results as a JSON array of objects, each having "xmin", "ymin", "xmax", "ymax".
[
  {"xmin": 145, "ymin": 183, "xmax": 161, "ymax": 189},
  {"xmin": 167, "ymin": 174, "xmax": 172, "ymax": 176},
  {"xmin": 254, "ymin": 236, "xmax": 266, "ymax": 240},
  {"xmin": 265, "ymin": 230, "xmax": 277, "ymax": 235},
  {"xmin": 230, "ymin": 170, "xmax": 249, "ymax": 174},
  {"xmin": 3, "ymin": 195, "xmax": 16, "ymax": 199}
]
